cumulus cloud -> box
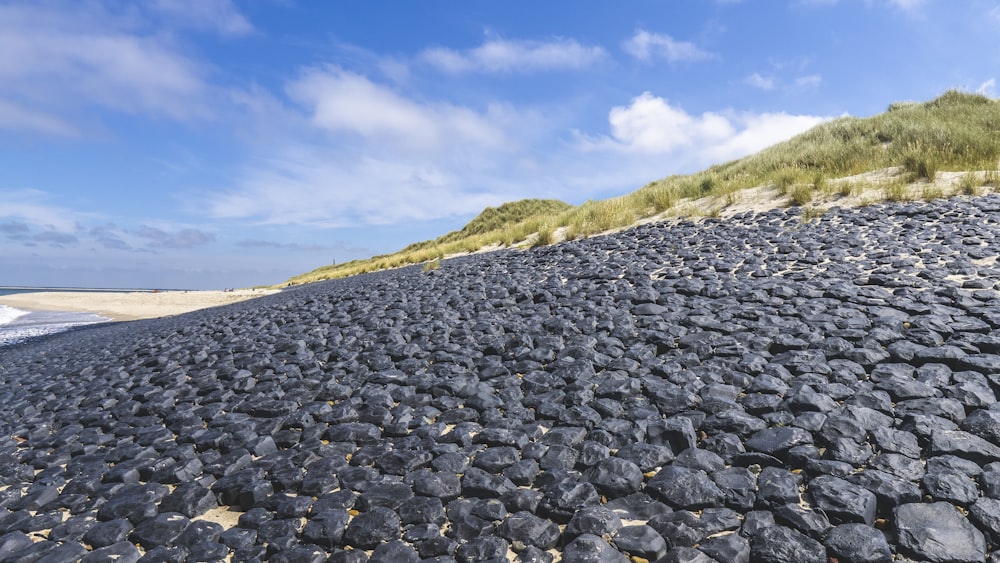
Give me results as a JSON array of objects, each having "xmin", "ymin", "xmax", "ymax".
[
  {"xmin": 745, "ymin": 73, "xmax": 776, "ymax": 90},
  {"xmin": 578, "ymin": 92, "xmax": 829, "ymax": 164},
  {"xmin": 421, "ymin": 37, "xmax": 606, "ymax": 73},
  {"xmin": 150, "ymin": 0, "xmax": 253, "ymax": 36},
  {"xmin": 286, "ymin": 66, "xmax": 506, "ymax": 152},
  {"xmin": 622, "ymin": 30, "xmax": 714, "ymax": 62}
]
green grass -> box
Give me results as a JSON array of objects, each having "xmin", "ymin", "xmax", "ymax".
[
  {"xmin": 788, "ymin": 184, "xmax": 815, "ymax": 206},
  {"xmin": 883, "ymin": 179, "xmax": 911, "ymax": 202},
  {"xmin": 282, "ymin": 90, "xmax": 1000, "ymax": 286}
]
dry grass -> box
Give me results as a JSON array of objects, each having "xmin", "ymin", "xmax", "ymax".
[{"xmin": 282, "ymin": 91, "xmax": 1000, "ymax": 286}]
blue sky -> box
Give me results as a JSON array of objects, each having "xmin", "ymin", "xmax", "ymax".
[{"xmin": 1, "ymin": 0, "xmax": 997, "ymax": 289}]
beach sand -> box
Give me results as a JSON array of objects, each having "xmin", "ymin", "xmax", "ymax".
[{"xmin": 0, "ymin": 289, "xmax": 278, "ymax": 322}]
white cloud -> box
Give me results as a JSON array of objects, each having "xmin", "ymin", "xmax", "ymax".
[
  {"xmin": 286, "ymin": 66, "xmax": 506, "ymax": 151},
  {"xmin": 794, "ymin": 74, "xmax": 823, "ymax": 89},
  {"xmin": 0, "ymin": 98, "xmax": 79, "ymax": 137},
  {"xmin": 150, "ymin": 0, "xmax": 253, "ymax": 36},
  {"xmin": 578, "ymin": 92, "xmax": 829, "ymax": 164},
  {"xmin": 977, "ymin": 78, "xmax": 996, "ymax": 97},
  {"xmin": 420, "ymin": 37, "xmax": 606, "ymax": 73},
  {"xmin": 885, "ymin": 0, "xmax": 924, "ymax": 10},
  {"xmin": 622, "ymin": 30, "xmax": 714, "ymax": 62},
  {"xmin": 209, "ymin": 69, "xmax": 547, "ymax": 227},
  {"xmin": 745, "ymin": 73, "xmax": 776, "ymax": 90},
  {"xmin": 0, "ymin": 2, "xmax": 210, "ymax": 135},
  {"xmin": 207, "ymin": 147, "xmax": 508, "ymax": 228},
  {"xmin": 0, "ymin": 189, "xmax": 91, "ymax": 233}
]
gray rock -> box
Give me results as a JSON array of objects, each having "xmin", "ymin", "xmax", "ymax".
[
  {"xmin": 929, "ymin": 430, "xmax": 1000, "ymax": 463},
  {"xmin": 895, "ymin": 502, "xmax": 986, "ymax": 563},
  {"xmin": 496, "ymin": 511, "xmax": 560, "ymax": 550},
  {"xmin": 582, "ymin": 457, "xmax": 643, "ymax": 497},
  {"xmin": 824, "ymin": 523, "xmax": 892, "ymax": 563},
  {"xmin": 749, "ymin": 525, "xmax": 826, "ymax": 562},
  {"xmin": 561, "ymin": 534, "xmax": 629, "ymax": 563},
  {"xmin": 647, "ymin": 466, "xmax": 724, "ymax": 510},
  {"xmin": 611, "ymin": 525, "xmax": 667, "ymax": 560},
  {"xmin": 808, "ymin": 475, "xmax": 878, "ymax": 525},
  {"xmin": 342, "ymin": 506, "xmax": 400, "ymax": 549},
  {"xmin": 698, "ymin": 531, "xmax": 749, "ymax": 563}
]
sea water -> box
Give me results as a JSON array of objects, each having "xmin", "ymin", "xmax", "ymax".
[{"xmin": 0, "ymin": 288, "xmax": 112, "ymax": 348}]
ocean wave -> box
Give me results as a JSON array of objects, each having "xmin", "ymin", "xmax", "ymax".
[
  {"xmin": 0, "ymin": 309, "xmax": 110, "ymax": 348},
  {"xmin": 0, "ymin": 305, "xmax": 29, "ymax": 327}
]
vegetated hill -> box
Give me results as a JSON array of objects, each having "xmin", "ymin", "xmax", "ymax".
[
  {"xmin": 284, "ymin": 90, "xmax": 1000, "ymax": 285},
  {"xmin": 398, "ymin": 199, "xmax": 572, "ymax": 254}
]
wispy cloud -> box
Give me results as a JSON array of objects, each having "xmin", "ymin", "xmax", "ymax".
[
  {"xmin": 885, "ymin": 0, "xmax": 925, "ymax": 11},
  {"xmin": 32, "ymin": 231, "xmax": 78, "ymax": 247},
  {"xmin": 577, "ymin": 92, "xmax": 829, "ymax": 164},
  {"xmin": 977, "ymin": 78, "xmax": 996, "ymax": 97},
  {"xmin": 421, "ymin": 36, "xmax": 606, "ymax": 73},
  {"xmin": 90, "ymin": 225, "xmax": 133, "ymax": 251},
  {"xmin": 150, "ymin": 0, "xmax": 253, "ymax": 36},
  {"xmin": 135, "ymin": 225, "xmax": 216, "ymax": 249},
  {"xmin": 0, "ymin": 2, "xmax": 212, "ymax": 136},
  {"xmin": 745, "ymin": 73, "xmax": 776, "ymax": 90},
  {"xmin": 0, "ymin": 220, "xmax": 30, "ymax": 237},
  {"xmin": 622, "ymin": 30, "xmax": 714, "ymax": 62},
  {"xmin": 208, "ymin": 145, "xmax": 508, "ymax": 228},
  {"xmin": 795, "ymin": 74, "xmax": 823, "ymax": 89},
  {"xmin": 238, "ymin": 239, "xmax": 326, "ymax": 251},
  {"xmin": 0, "ymin": 189, "xmax": 92, "ymax": 232},
  {"xmin": 0, "ymin": 99, "xmax": 79, "ymax": 137}
]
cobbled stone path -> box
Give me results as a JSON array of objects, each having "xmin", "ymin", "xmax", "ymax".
[{"xmin": 4, "ymin": 196, "xmax": 1000, "ymax": 562}]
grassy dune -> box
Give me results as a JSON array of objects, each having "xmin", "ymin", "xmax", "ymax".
[{"xmin": 284, "ymin": 91, "xmax": 1000, "ymax": 285}]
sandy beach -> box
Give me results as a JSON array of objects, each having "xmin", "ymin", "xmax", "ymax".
[{"xmin": 0, "ymin": 289, "xmax": 278, "ymax": 322}]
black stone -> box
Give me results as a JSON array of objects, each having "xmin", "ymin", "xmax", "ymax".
[
  {"xmin": 369, "ymin": 540, "xmax": 419, "ymax": 563},
  {"xmin": 158, "ymin": 482, "xmax": 218, "ymax": 518},
  {"xmin": 564, "ymin": 506, "xmax": 623, "ymax": 541},
  {"xmin": 646, "ymin": 466, "xmax": 724, "ymax": 510},
  {"xmin": 895, "ymin": 501, "xmax": 986, "ymax": 563},
  {"xmin": 582, "ymin": 457, "xmax": 643, "ymax": 497},
  {"xmin": 749, "ymin": 525, "xmax": 826, "ymax": 563},
  {"xmin": 808, "ymin": 475, "xmax": 878, "ymax": 525},
  {"xmin": 698, "ymin": 532, "xmax": 750, "ymax": 563},
  {"xmin": 83, "ymin": 518, "xmax": 134, "ymax": 548},
  {"xmin": 824, "ymin": 523, "xmax": 892, "ymax": 563},
  {"xmin": 561, "ymin": 534, "xmax": 629, "ymax": 563},
  {"xmin": 129, "ymin": 512, "xmax": 191, "ymax": 550},
  {"xmin": 455, "ymin": 535, "xmax": 510, "ymax": 563},
  {"xmin": 81, "ymin": 541, "xmax": 141, "ymax": 563},
  {"xmin": 342, "ymin": 506, "xmax": 400, "ymax": 549},
  {"xmin": 611, "ymin": 525, "xmax": 667, "ymax": 561}
]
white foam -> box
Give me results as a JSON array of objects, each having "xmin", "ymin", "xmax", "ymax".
[
  {"xmin": 0, "ymin": 305, "xmax": 29, "ymax": 326},
  {"xmin": 0, "ymin": 308, "xmax": 110, "ymax": 347}
]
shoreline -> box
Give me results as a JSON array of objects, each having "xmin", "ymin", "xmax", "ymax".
[{"xmin": 0, "ymin": 288, "xmax": 278, "ymax": 322}]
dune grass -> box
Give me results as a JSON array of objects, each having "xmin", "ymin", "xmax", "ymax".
[{"xmin": 283, "ymin": 90, "xmax": 1000, "ymax": 286}]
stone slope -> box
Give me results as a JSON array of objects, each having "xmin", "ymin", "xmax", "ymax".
[{"xmin": 3, "ymin": 196, "xmax": 1000, "ymax": 561}]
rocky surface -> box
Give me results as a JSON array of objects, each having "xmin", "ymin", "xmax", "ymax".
[{"xmin": 4, "ymin": 195, "xmax": 1000, "ymax": 561}]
